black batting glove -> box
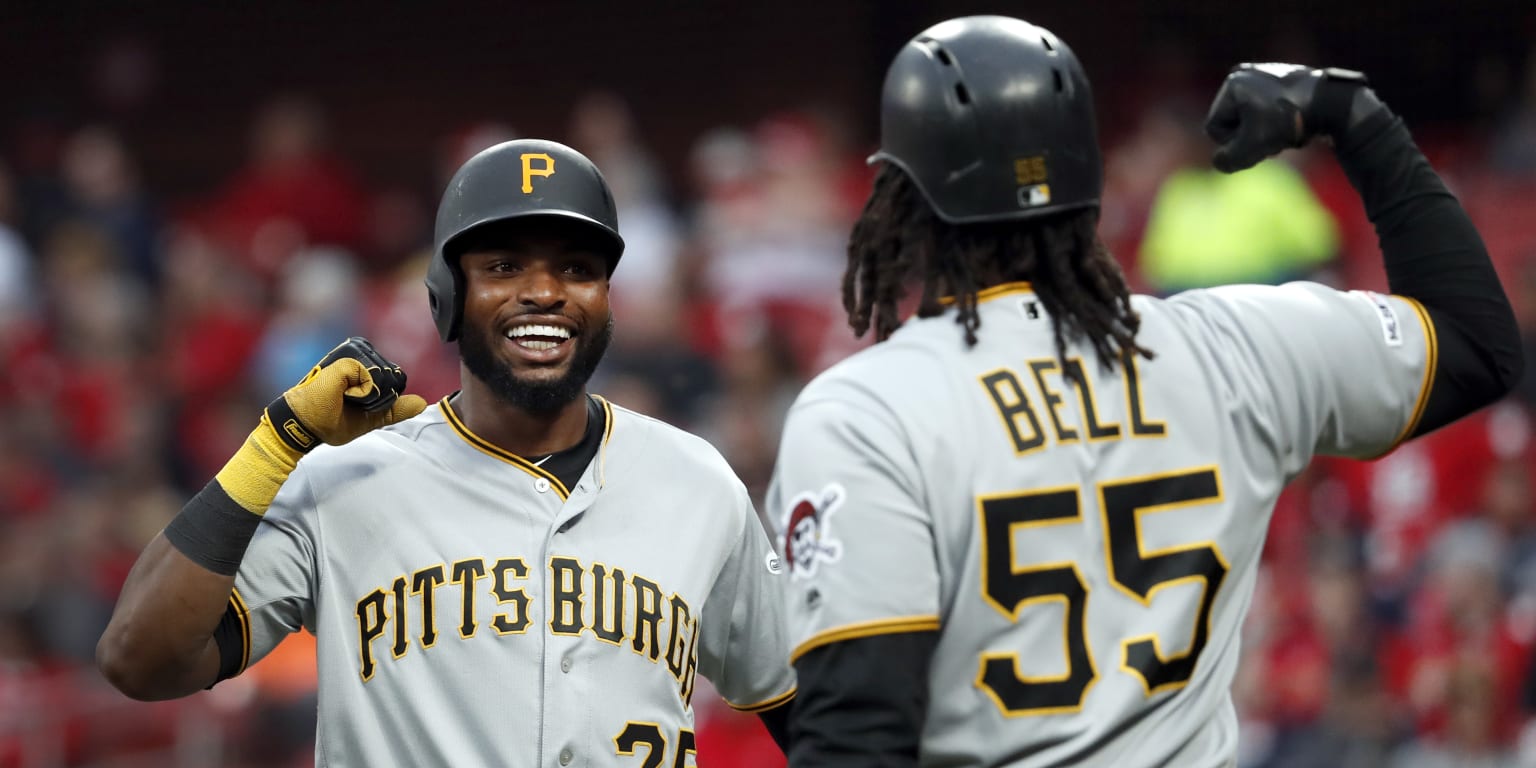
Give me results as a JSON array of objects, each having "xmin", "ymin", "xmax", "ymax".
[
  {"xmin": 316, "ymin": 336, "xmax": 410, "ymax": 413},
  {"xmin": 1204, "ymin": 63, "xmax": 1385, "ymax": 173}
]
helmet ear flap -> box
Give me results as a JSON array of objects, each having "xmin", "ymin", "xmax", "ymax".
[{"xmin": 424, "ymin": 242, "xmax": 463, "ymax": 342}]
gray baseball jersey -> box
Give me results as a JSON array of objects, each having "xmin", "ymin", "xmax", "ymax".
[
  {"xmin": 767, "ymin": 281, "xmax": 1435, "ymax": 767},
  {"xmin": 224, "ymin": 396, "xmax": 796, "ymax": 767}
]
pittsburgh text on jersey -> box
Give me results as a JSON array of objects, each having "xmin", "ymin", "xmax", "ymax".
[{"xmin": 353, "ymin": 555, "xmax": 701, "ymax": 704}]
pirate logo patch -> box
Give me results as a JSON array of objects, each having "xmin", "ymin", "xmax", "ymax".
[{"xmin": 781, "ymin": 483, "xmax": 846, "ymax": 580}]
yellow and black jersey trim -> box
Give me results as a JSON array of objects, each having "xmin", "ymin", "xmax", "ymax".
[
  {"xmin": 938, "ymin": 281, "xmax": 1036, "ymax": 307},
  {"xmin": 594, "ymin": 395, "xmax": 616, "ymax": 486},
  {"xmin": 726, "ymin": 684, "xmax": 798, "ymax": 713},
  {"xmin": 440, "ymin": 397, "xmax": 572, "ymax": 499},
  {"xmin": 789, "ymin": 615, "xmax": 942, "ymax": 664},
  {"xmin": 1376, "ymin": 295, "xmax": 1439, "ymax": 457},
  {"xmin": 231, "ymin": 588, "xmax": 252, "ymax": 673},
  {"xmin": 212, "ymin": 587, "xmax": 253, "ymax": 683},
  {"xmin": 597, "ymin": 395, "xmax": 616, "ymax": 444}
]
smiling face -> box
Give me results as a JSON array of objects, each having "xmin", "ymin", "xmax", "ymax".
[{"xmin": 455, "ymin": 217, "xmax": 614, "ymax": 415}]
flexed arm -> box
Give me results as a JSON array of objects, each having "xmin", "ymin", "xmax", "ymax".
[
  {"xmin": 1206, "ymin": 64, "xmax": 1522, "ymax": 434},
  {"xmin": 97, "ymin": 338, "xmax": 425, "ymax": 700}
]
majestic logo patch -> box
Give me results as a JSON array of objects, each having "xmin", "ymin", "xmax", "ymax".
[
  {"xmin": 781, "ymin": 484, "xmax": 846, "ymax": 579},
  {"xmin": 765, "ymin": 552, "xmax": 784, "ymax": 575},
  {"xmin": 1354, "ymin": 290, "xmax": 1403, "ymax": 347}
]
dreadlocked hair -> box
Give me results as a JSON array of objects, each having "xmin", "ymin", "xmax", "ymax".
[{"xmin": 843, "ymin": 164, "xmax": 1153, "ymax": 378}]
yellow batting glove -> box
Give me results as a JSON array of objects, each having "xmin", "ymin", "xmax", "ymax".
[{"xmin": 217, "ymin": 337, "xmax": 428, "ymax": 515}]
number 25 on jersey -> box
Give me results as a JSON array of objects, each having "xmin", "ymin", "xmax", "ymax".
[{"xmin": 977, "ymin": 466, "xmax": 1228, "ymax": 716}]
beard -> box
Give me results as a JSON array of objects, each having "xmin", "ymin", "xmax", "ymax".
[{"xmin": 460, "ymin": 314, "xmax": 614, "ymax": 415}]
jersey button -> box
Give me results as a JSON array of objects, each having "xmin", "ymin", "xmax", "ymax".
[
  {"xmin": 560, "ymin": 657, "xmax": 572, "ymax": 673},
  {"xmin": 559, "ymin": 748, "xmax": 572, "ymax": 765},
  {"xmin": 534, "ymin": 477, "xmax": 551, "ymax": 494}
]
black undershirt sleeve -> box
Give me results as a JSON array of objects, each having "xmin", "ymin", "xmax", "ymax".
[
  {"xmin": 787, "ymin": 631, "xmax": 939, "ymax": 767},
  {"xmin": 210, "ymin": 598, "xmax": 248, "ymax": 684},
  {"xmin": 1332, "ymin": 108, "xmax": 1523, "ymax": 436},
  {"xmin": 757, "ymin": 701, "xmax": 792, "ymax": 753}
]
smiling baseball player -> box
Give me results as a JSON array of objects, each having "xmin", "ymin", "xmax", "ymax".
[{"xmin": 98, "ymin": 139, "xmax": 796, "ymax": 767}]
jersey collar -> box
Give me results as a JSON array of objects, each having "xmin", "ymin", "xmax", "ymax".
[
  {"xmin": 438, "ymin": 395, "xmax": 617, "ymax": 500},
  {"xmin": 938, "ymin": 281, "xmax": 1035, "ymax": 306}
]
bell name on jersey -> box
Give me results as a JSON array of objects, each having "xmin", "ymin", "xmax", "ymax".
[{"xmin": 981, "ymin": 351, "xmax": 1167, "ymax": 452}]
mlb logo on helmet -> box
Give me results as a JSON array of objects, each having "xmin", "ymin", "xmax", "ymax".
[{"xmin": 1015, "ymin": 155, "xmax": 1051, "ymax": 208}]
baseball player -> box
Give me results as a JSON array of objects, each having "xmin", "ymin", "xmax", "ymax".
[
  {"xmin": 767, "ymin": 16, "xmax": 1521, "ymax": 768},
  {"xmin": 98, "ymin": 139, "xmax": 796, "ymax": 766}
]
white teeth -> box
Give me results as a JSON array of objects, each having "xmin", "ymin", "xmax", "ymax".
[
  {"xmin": 505, "ymin": 324, "xmax": 572, "ymax": 340},
  {"xmin": 518, "ymin": 340, "xmax": 558, "ymax": 351}
]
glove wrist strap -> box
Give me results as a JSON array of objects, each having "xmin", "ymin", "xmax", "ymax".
[
  {"xmin": 1309, "ymin": 68, "xmax": 1373, "ymax": 140},
  {"xmin": 265, "ymin": 395, "xmax": 320, "ymax": 455}
]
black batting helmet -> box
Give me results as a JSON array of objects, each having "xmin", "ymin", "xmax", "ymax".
[
  {"xmin": 871, "ymin": 16, "xmax": 1102, "ymax": 224},
  {"xmin": 427, "ymin": 138, "xmax": 625, "ymax": 342}
]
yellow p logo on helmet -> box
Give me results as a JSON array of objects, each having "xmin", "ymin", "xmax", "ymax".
[{"xmin": 520, "ymin": 153, "xmax": 555, "ymax": 193}]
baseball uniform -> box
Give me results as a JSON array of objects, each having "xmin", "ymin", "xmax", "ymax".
[
  {"xmin": 768, "ymin": 280, "xmax": 1434, "ymax": 767},
  {"xmin": 219, "ymin": 395, "xmax": 796, "ymax": 767}
]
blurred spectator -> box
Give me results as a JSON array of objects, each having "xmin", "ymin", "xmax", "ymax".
[
  {"xmin": 361, "ymin": 252, "xmax": 462, "ymax": 403},
  {"xmin": 8, "ymin": 111, "xmax": 75, "ymax": 248},
  {"xmin": 1483, "ymin": 456, "xmax": 1536, "ymax": 600},
  {"xmin": 362, "ymin": 185, "xmax": 430, "ymax": 272},
  {"xmin": 1394, "ymin": 519, "xmax": 1533, "ymax": 745},
  {"xmin": 693, "ymin": 114, "xmax": 851, "ymax": 375},
  {"xmin": 1136, "ymin": 102, "xmax": 1340, "ymax": 293},
  {"xmin": 1316, "ymin": 402, "xmax": 1531, "ymax": 600},
  {"xmin": 249, "ymin": 246, "xmax": 364, "ymax": 401},
  {"xmin": 60, "ymin": 126, "xmax": 160, "ymax": 286},
  {"xmin": 570, "ymin": 91, "xmax": 683, "ymax": 306},
  {"xmin": 0, "ymin": 161, "xmax": 35, "ymax": 329},
  {"xmin": 158, "ymin": 225, "xmax": 267, "ymax": 488},
  {"xmin": 1390, "ymin": 658, "xmax": 1520, "ymax": 767},
  {"xmin": 694, "ymin": 319, "xmax": 802, "ymax": 508},
  {"xmin": 1102, "ymin": 100, "xmax": 1197, "ymax": 286},
  {"xmin": 35, "ymin": 222, "xmax": 156, "ymax": 471},
  {"xmin": 206, "ymin": 95, "xmax": 367, "ymax": 275},
  {"xmin": 1488, "ymin": 55, "xmax": 1536, "ymax": 175},
  {"xmin": 1270, "ymin": 656, "xmax": 1404, "ymax": 768},
  {"xmin": 597, "ymin": 284, "xmax": 721, "ymax": 426}
]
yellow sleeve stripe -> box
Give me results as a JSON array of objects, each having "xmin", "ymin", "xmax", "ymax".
[
  {"xmin": 726, "ymin": 684, "xmax": 798, "ymax": 712},
  {"xmin": 789, "ymin": 615, "xmax": 942, "ymax": 664},
  {"xmin": 1387, "ymin": 296, "xmax": 1439, "ymax": 450},
  {"xmin": 229, "ymin": 588, "xmax": 252, "ymax": 674}
]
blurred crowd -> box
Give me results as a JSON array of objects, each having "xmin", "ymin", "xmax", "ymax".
[{"xmin": 5, "ymin": 37, "xmax": 1536, "ymax": 768}]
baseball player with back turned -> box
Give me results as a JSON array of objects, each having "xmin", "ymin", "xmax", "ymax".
[
  {"xmin": 768, "ymin": 15, "xmax": 1522, "ymax": 768},
  {"xmin": 97, "ymin": 138, "xmax": 796, "ymax": 766}
]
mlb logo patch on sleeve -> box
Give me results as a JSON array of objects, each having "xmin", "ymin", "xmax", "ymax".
[
  {"xmin": 1354, "ymin": 290, "xmax": 1403, "ymax": 347},
  {"xmin": 780, "ymin": 484, "xmax": 846, "ymax": 580}
]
